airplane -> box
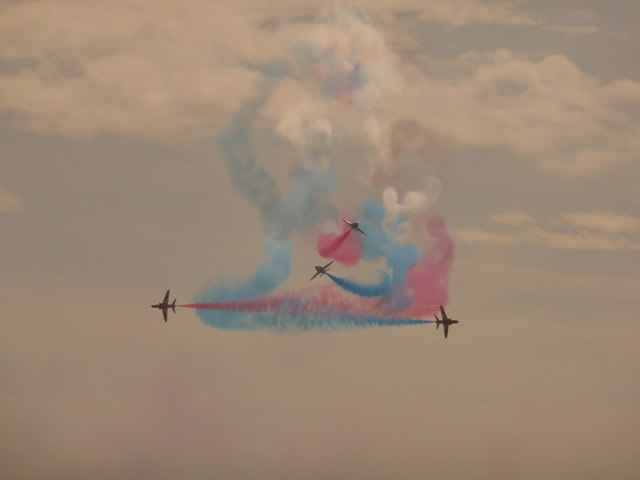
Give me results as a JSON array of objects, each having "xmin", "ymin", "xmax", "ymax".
[
  {"xmin": 434, "ymin": 305, "xmax": 459, "ymax": 339},
  {"xmin": 310, "ymin": 260, "xmax": 334, "ymax": 281},
  {"xmin": 341, "ymin": 218, "xmax": 366, "ymax": 235},
  {"xmin": 151, "ymin": 289, "xmax": 177, "ymax": 322}
]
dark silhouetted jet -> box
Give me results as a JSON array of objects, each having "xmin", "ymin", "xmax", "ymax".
[
  {"xmin": 310, "ymin": 261, "xmax": 334, "ymax": 281},
  {"xmin": 341, "ymin": 218, "xmax": 366, "ymax": 235},
  {"xmin": 434, "ymin": 305, "xmax": 459, "ymax": 339},
  {"xmin": 151, "ymin": 289, "xmax": 176, "ymax": 322}
]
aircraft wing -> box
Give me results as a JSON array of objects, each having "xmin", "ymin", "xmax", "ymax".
[
  {"xmin": 163, "ymin": 290, "xmax": 170, "ymax": 304},
  {"xmin": 356, "ymin": 226, "xmax": 366, "ymax": 235},
  {"xmin": 162, "ymin": 308, "xmax": 168, "ymax": 322},
  {"xmin": 440, "ymin": 305, "xmax": 447, "ymax": 320},
  {"xmin": 443, "ymin": 323, "xmax": 449, "ymax": 339},
  {"xmin": 341, "ymin": 218, "xmax": 352, "ymax": 226},
  {"xmin": 323, "ymin": 260, "xmax": 334, "ymax": 269},
  {"xmin": 310, "ymin": 271, "xmax": 321, "ymax": 281}
]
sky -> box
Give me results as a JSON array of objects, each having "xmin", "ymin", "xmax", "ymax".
[{"xmin": 1, "ymin": 0, "xmax": 639, "ymax": 478}]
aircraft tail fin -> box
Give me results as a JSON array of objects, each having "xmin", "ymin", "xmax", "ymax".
[
  {"xmin": 171, "ymin": 299, "xmax": 176, "ymax": 313},
  {"xmin": 435, "ymin": 315, "xmax": 440, "ymax": 329}
]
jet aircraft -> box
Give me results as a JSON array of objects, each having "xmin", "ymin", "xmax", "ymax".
[
  {"xmin": 151, "ymin": 289, "xmax": 177, "ymax": 322},
  {"xmin": 341, "ymin": 218, "xmax": 366, "ymax": 235},
  {"xmin": 310, "ymin": 261, "xmax": 334, "ymax": 281},
  {"xmin": 434, "ymin": 305, "xmax": 459, "ymax": 339}
]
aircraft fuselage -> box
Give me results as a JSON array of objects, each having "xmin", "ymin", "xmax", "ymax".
[
  {"xmin": 434, "ymin": 306, "xmax": 459, "ymax": 338},
  {"xmin": 151, "ymin": 290, "xmax": 176, "ymax": 322}
]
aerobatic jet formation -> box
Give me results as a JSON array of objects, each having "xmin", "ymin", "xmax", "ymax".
[
  {"xmin": 434, "ymin": 306, "xmax": 459, "ymax": 339},
  {"xmin": 151, "ymin": 289, "xmax": 177, "ymax": 322},
  {"xmin": 341, "ymin": 218, "xmax": 366, "ymax": 235},
  {"xmin": 310, "ymin": 261, "xmax": 334, "ymax": 281}
]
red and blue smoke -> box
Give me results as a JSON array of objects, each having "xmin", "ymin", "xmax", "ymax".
[{"xmin": 186, "ymin": 7, "xmax": 453, "ymax": 331}]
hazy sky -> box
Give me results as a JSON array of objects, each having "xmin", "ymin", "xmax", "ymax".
[{"xmin": 1, "ymin": 1, "xmax": 639, "ymax": 479}]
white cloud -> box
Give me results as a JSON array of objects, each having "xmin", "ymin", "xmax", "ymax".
[
  {"xmin": 392, "ymin": 50, "xmax": 640, "ymax": 176},
  {"xmin": 454, "ymin": 209, "xmax": 640, "ymax": 251},
  {"xmin": 0, "ymin": 187, "xmax": 23, "ymax": 212}
]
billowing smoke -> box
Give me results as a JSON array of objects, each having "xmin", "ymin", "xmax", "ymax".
[{"xmin": 196, "ymin": 6, "xmax": 454, "ymax": 331}]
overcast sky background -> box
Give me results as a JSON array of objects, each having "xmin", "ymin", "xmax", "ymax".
[{"xmin": 1, "ymin": 1, "xmax": 639, "ymax": 479}]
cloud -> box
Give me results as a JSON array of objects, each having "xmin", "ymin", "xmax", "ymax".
[
  {"xmin": 255, "ymin": 1, "xmax": 534, "ymax": 27},
  {"xmin": 386, "ymin": 0, "xmax": 534, "ymax": 26},
  {"xmin": 0, "ymin": 187, "xmax": 23, "ymax": 212},
  {"xmin": 0, "ymin": 0, "xmax": 306, "ymax": 139},
  {"xmin": 545, "ymin": 25, "xmax": 601, "ymax": 35},
  {"xmin": 452, "ymin": 227, "xmax": 517, "ymax": 246},
  {"xmin": 392, "ymin": 50, "xmax": 640, "ymax": 175},
  {"xmin": 489, "ymin": 211, "xmax": 535, "ymax": 227},
  {"xmin": 453, "ymin": 209, "xmax": 640, "ymax": 251},
  {"xmin": 559, "ymin": 210, "xmax": 640, "ymax": 235},
  {"xmin": 2, "ymin": 0, "xmax": 637, "ymax": 175}
]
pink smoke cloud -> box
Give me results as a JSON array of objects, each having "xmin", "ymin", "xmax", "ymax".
[
  {"xmin": 317, "ymin": 229, "xmax": 363, "ymax": 266},
  {"xmin": 402, "ymin": 214, "xmax": 454, "ymax": 317}
]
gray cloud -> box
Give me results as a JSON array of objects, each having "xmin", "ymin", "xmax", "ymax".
[
  {"xmin": 454, "ymin": 209, "xmax": 640, "ymax": 251},
  {"xmin": 0, "ymin": 0, "xmax": 540, "ymax": 141},
  {"xmin": 0, "ymin": 0, "xmax": 298, "ymax": 139},
  {"xmin": 393, "ymin": 0, "xmax": 534, "ymax": 26},
  {"xmin": 391, "ymin": 49, "xmax": 640, "ymax": 175}
]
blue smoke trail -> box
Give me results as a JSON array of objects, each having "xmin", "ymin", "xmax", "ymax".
[
  {"xmin": 327, "ymin": 272, "xmax": 392, "ymax": 297},
  {"xmin": 204, "ymin": 61, "xmax": 340, "ymax": 304},
  {"xmin": 218, "ymin": 68, "xmax": 285, "ymax": 232},
  {"xmin": 217, "ymin": 61, "xmax": 339, "ymax": 238},
  {"xmin": 197, "ymin": 309, "xmax": 431, "ymax": 332},
  {"xmin": 197, "ymin": 234, "xmax": 292, "ymax": 303}
]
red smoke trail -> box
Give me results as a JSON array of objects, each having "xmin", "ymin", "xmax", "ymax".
[
  {"xmin": 317, "ymin": 229, "xmax": 362, "ymax": 266},
  {"xmin": 318, "ymin": 229, "xmax": 350, "ymax": 255},
  {"xmin": 181, "ymin": 285, "xmax": 388, "ymax": 317},
  {"xmin": 402, "ymin": 214, "xmax": 454, "ymax": 317}
]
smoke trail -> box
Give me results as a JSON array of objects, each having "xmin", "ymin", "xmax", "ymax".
[
  {"xmin": 195, "ymin": 6, "xmax": 455, "ymax": 332},
  {"xmin": 317, "ymin": 229, "xmax": 363, "ymax": 266},
  {"xmin": 327, "ymin": 272, "xmax": 392, "ymax": 297},
  {"xmin": 218, "ymin": 67, "xmax": 285, "ymax": 232},
  {"xmin": 189, "ymin": 309, "xmax": 430, "ymax": 332},
  {"xmin": 319, "ymin": 229, "xmax": 351, "ymax": 256},
  {"xmin": 402, "ymin": 214, "xmax": 454, "ymax": 317},
  {"xmin": 370, "ymin": 119, "xmax": 449, "ymax": 222},
  {"xmin": 313, "ymin": 197, "xmax": 425, "ymax": 307},
  {"xmin": 318, "ymin": 200, "xmax": 453, "ymax": 315},
  {"xmin": 201, "ymin": 7, "xmax": 402, "ymax": 306},
  {"xmin": 359, "ymin": 199, "xmax": 422, "ymax": 288},
  {"xmin": 197, "ymin": 234, "xmax": 292, "ymax": 303},
  {"xmin": 278, "ymin": 167, "xmax": 337, "ymax": 235},
  {"xmin": 182, "ymin": 286, "xmax": 431, "ymax": 332}
]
